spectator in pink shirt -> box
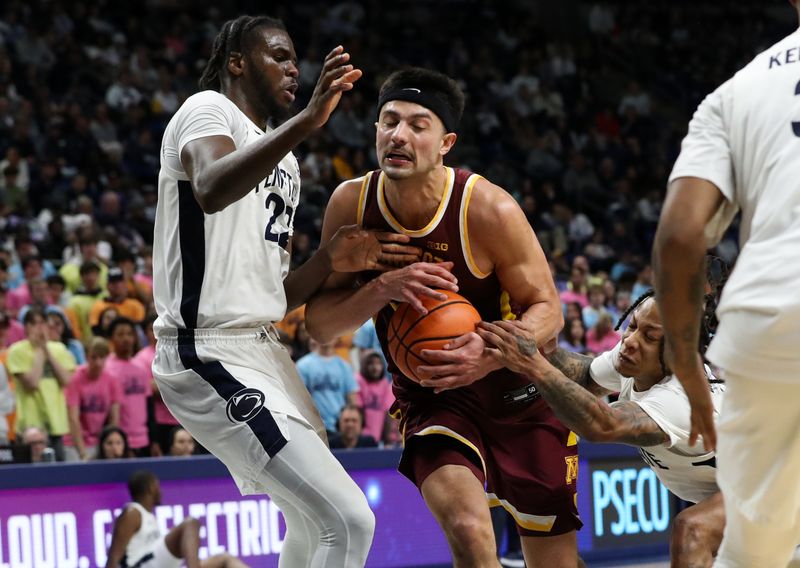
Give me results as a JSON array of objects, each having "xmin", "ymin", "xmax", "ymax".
[
  {"xmin": 0, "ymin": 310, "xmax": 25, "ymax": 348},
  {"xmin": 355, "ymin": 350, "xmax": 394, "ymax": 444},
  {"xmin": 65, "ymin": 337, "xmax": 121, "ymax": 461},
  {"xmin": 106, "ymin": 317, "xmax": 152, "ymax": 456},
  {"xmin": 132, "ymin": 315, "xmax": 176, "ymax": 455},
  {"xmin": 559, "ymin": 265, "xmax": 589, "ymax": 308},
  {"xmin": 585, "ymin": 312, "xmax": 621, "ymax": 355},
  {"xmin": 6, "ymin": 256, "xmax": 45, "ymax": 317}
]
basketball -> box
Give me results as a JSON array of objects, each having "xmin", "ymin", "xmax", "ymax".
[{"xmin": 387, "ymin": 290, "xmax": 482, "ymax": 382}]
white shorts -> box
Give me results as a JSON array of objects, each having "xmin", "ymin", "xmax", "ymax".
[
  {"xmin": 152, "ymin": 537, "xmax": 181, "ymax": 568},
  {"xmin": 152, "ymin": 326, "xmax": 326, "ymax": 495},
  {"xmin": 713, "ymin": 370, "xmax": 800, "ymax": 567}
]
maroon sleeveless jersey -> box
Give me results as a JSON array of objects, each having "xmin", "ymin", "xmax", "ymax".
[{"xmin": 358, "ymin": 167, "xmax": 539, "ymax": 418}]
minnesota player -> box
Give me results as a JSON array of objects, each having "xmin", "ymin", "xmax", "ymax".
[
  {"xmin": 477, "ymin": 290, "xmax": 726, "ymax": 567},
  {"xmin": 152, "ymin": 15, "xmax": 418, "ymax": 567},
  {"xmin": 653, "ymin": 1, "xmax": 800, "ymax": 565},
  {"xmin": 306, "ymin": 68, "xmax": 578, "ymax": 567}
]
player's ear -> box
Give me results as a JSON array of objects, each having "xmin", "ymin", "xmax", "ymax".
[
  {"xmin": 439, "ymin": 132, "xmax": 457, "ymax": 156},
  {"xmin": 227, "ymin": 52, "xmax": 244, "ymax": 77}
]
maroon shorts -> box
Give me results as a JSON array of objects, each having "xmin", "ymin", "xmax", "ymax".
[{"xmin": 396, "ymin": 397, "xmax": 582, "ymax": 537}]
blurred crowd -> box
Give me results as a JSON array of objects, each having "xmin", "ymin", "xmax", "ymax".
[{"xmin": 0, "ymin": 0, "xmax": 789, "ymax": 463}]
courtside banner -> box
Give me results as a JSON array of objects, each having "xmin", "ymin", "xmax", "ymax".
[{"xmin": 0, "ymin": 466, "xmax": 450, "ymax": 568}]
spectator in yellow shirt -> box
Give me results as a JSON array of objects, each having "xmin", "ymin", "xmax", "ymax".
[{"xmin": 7, "ymin": 307, "xmax": 77, "ymax": 461}]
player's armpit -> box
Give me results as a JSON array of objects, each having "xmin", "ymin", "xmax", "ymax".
[{"xmin": 608, "ymin": 401, "xmax": 670, "ymax": 447}]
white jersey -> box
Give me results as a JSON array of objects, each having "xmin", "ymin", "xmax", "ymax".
[
  {"xmin": 669, "ymin": 28, "xmax": 800, "ymax": 383},
  {"xmin": 153, "ymin": 90, "xmax": 301, "ymax": 332},
  {"xmin": 590, "ymin": 343, "xmax": 724, "ymax": 503},
  {"xmin": 123, "ymin": 502, "xmax": 161, "ymax": 567}
]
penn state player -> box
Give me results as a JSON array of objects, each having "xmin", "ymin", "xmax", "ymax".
[
  {"xmin": 476, "ymin": 289, "xmax": 726, "ymax": 567},
  {"xmin": 306, "ymin": 68, "xmax": 578, "ymax": 568},
  {"xmin": 152, "ymin": 15, "xmax": 418, "ymax": 568},
  {"xmin": 654, "ymin": 1, "xmax": 800, "ymax": 565}
]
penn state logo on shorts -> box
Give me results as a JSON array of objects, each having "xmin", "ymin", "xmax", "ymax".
[{"xmin": 226, "ymin": 388, "xmax": 266, "ymax": 423}]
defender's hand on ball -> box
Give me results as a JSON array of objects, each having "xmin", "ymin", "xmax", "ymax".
[
  {"xmin": 475, "ymin": 320, "xmax": 544, "ymax": 377},
  {"xmin": 418, "ymin": 332, "xmax": 502, "ymax": 393},
  {"xmin": 325, "ymin": 225, "xmax": 421, "ymax": 273}
]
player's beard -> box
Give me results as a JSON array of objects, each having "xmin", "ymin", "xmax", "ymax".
[{"xmin": 251, "ymin": 70, "xmax": 293, "ymax": 125}]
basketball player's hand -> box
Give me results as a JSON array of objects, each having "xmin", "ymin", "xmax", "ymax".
[
  {"xmin": 325, "ymin": 225, "xmax": 421, "ymax": 272},
  {"xmin": 474, "ymin": 320, "xmax": 544, "ymax": 376},
  {"xmin": 417, "ymin": 332, "xmax": 501, "ymax": 393},
  {"xmin": 676, "ymin": 363, "xmax": 718, "ymax": 451},
  {"xmin": 374, "ymin": 261, "xmax": 458, "ymax": 314},
  {"xmin": 303, "ymin": 46, "xmax": 363, "ymax": 129}
]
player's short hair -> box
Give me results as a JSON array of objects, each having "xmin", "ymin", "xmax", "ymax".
[
  {"xmin": 378, "ymin": 68, "xmax": 465, "ymax": 132},
  {"xmin": 128, "ymin": 470, "xmax": 158, "ymax": 500},
  {"xmin": 199, "ymin": 15, "xmax": 287, "ymax": 92}
]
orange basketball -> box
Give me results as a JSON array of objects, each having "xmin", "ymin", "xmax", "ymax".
[{"xmin": 387, "ymin": 290, "xmax": 482, "ymax": 383}]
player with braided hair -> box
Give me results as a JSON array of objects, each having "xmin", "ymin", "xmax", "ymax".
[
  {"xmin": 152, "ymin": 13, "xmax": 423, "ymax": 567},
  {"xmin": 475, "ymin": 285, "xmax": 728, "ymax": 567},
  {"xmin": 613, "ymin": 256, "xmax": 729, "ymax": 379}
]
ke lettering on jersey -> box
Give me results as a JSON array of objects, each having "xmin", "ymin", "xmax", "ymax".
[{"xmin": 768, "ymin": 46, "xmax": 800, "ymax": 69}]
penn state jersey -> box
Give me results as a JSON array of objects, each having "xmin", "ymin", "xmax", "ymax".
[
  {"xmin": 590, "ymin": 343, "xmax": 724, "ymax": 503},
  {"xmin": 669, "ymin": 27, "xmax": 800, "ymax": 383},
  {"xmin": 153, "ymin": 90, "xmax": 300, "ymax": 331},
  {"xmin": 121, "ymin": 502, "xmax": 161, "ymax": 568}
]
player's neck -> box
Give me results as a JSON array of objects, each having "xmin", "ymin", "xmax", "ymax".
[
  {"xmin": 136, "ymin": 497, "xmax": 155, "ymax": 513},
  {"xmin": 224, "ymin": 87, "xmax": 267, "ymax": 129},
  {"xmin": 632, "ymin": 374, "xmax": 661, "ymax": 392},
  {"xmin": 382, "ymin": 166, "xmax": 447, "ymax": 229}
]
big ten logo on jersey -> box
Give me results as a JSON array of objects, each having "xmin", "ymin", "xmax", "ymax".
[
  {"xmin": 257, "ymin": 164, "xmax": 299, "ymax": 249},
  {"xmin": 421, "ymin": 240, "xmax": 448, "ymax": 264}
]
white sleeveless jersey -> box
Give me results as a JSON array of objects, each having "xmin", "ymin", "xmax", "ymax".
[
  {"xmin": 669, "ymin": 28, "xmax": 800, "ymax": 383},
  {"xmin": 590, "ymin": 343, "xmax": 725, "ymax": 504},
  {"xmin": 153, "ymin": 90, "xmax": 301, "ymax": 331},
  {"xmin": 122, "ymin": 502, "xmax": 161, "ymax": 568}
]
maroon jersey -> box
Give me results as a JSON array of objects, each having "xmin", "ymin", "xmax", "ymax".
[
  {"xmin": 358, "ymin": 167, "xmax": 537, "ymax": 418},
  {"xmin": 357, "ymin": 167, "xmax": 580, "ymax": 536}
]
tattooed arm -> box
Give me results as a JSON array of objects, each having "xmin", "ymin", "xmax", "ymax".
[
  {"xmin": 654, "ymin": 176, "xmax": 724, "ymax": 451},
  {"xmin": 546, "ymin": 348, "xmax": 610, "ymax": 397},
  {"xmin": 477, "ymin": 320, "xmax": 669, "ymax": 447}
]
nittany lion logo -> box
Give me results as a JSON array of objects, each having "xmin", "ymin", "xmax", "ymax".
[{"xmin": 226, "ymin": 388, "xmax": 266, "ymax": 423}]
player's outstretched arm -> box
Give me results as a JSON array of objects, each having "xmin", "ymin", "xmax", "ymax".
[
  {"xmin": 477, "ymin": 320, "xmax": 668, "ymax": 447},
  {"xmin": 105, "ymin": 506, "xmax": 141, "ymax": 568},
  {"xmin": 546, "ymin": 348, "xmax": 611, "ymax": 397},
  {"xmin": 181, "ymin": 46, "xmax": 362, "ymax": 214},
  {"xmin": 305, "ymin": 180, "xmax": 458, "ymax": 343},
  {"xmin": 653, "ymin": 176, "xmax": 724, "ymax": 451}
]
